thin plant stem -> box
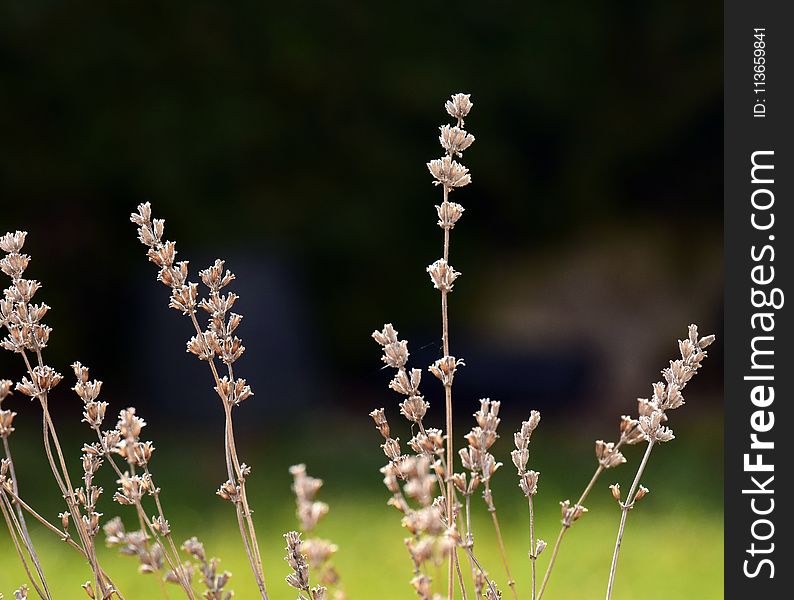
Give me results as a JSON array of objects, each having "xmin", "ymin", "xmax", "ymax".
[
  {"xmin": 0, "ymin": 490, "xmax": 47, "ymax": 599},
  {"xmin": 3, "ymin": 488, "xmax": 84, "ymax": 555},
  {"xmin": 458, "ymin": 541, "xmax": 500, "ymax": 599},
  {"xmin": 144, "ymin": 465, "xmax": 195, "ymax": 597},
  {"xmin": 2, "ymin": 437, "xmax": 51, "ymax": 599},
  {"xmin": 605, "ymin": 440, "xmax": 655, "ymax": 600},
  {"xmin": 454, "ymin": 551, "xmax": 469, "ymax": 600},
  {"xmin": 537, "ymin": 526, "xmax": 565, "ymax": 600},
  {"xmin": 95, "ymin": 429, "xmax": 193, "ymax": 598},
  {"xmin": 226, "ymin": 361, "xmax": 267, "ymax": 590},
  {"xmin": 20, "ymin": 351, "xmax": 109, "ymax": 598},
  {"xmin": 486, "ymin": 493, "xmax": 517, "ymax": 600},
  {"xmin": 537, "ymin": 441, "xmax": 624, "ymax": 600},
  {"xmin": 528, "ymin": 494, "xmax": 536, "ymax": 600},
  {"xmin": 440, "ymin": 185, "xmax": 456, "ymax": 600},
  {"xmin": 188, "ymin": 312, "xmax": 268, "ymax": 600}
]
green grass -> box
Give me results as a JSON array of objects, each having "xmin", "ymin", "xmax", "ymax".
[
  {"xmin": 0, "ymin": 495, "xmax": 722, "ymax": 598},
  {"xmin": 0, "ymin": 415, "xmax": 723, "ymax": 597}
]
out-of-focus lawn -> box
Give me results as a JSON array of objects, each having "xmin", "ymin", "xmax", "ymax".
[
  {"xmin": 0, "ymin": 499, "xmax": 721, "ymax": 599},
  {"xmin": 0, "ymin": 416, "xmax": 723, "ymax": 598}
]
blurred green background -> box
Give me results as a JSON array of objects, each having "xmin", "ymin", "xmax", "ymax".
[{"xmin": 1, "ymin": 0, "xmax": 721, "ymax": 597}]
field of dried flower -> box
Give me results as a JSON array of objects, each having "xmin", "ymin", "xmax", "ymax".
[{"xmin": 0, "ymin": 415, "xmax": 722, "ymax": 598}]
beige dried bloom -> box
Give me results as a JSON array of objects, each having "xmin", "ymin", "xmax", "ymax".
[
  {"xmin": 560, "ymin": 500, "xmax": 588, "ymax": 527},
  {"xmin": 436, "ymin": 201, "xmax": 465, "ymax": 230},
  {"xmin": 284, "ymin": 531, "xmax": 310, "ymax": 592},
  {"xmin": 619, "ymin": 415, "xmax": 645, "ymax": 445},
  {"xmin": 0, "ymin": 379, "xmax": 13, "ymax": 403},
  {"xmin": 408, "ymin": 428, "xmax": 444, "ymax": 456},
  {"xmin": 300, "ymin": 538, "xmax": 338, "ymax": 569},
  {"xmin": 290, "ymin": 464, "xmax": 330, "ymax": 532},
  {"xmin": 639, "ymin": 410, "xmax": 675, "ymax": 443},
  {"xmin": 0, "ymin": 252, "xmax": 30, "ymax": 280},
  {"xmin": 214, "ymin": 376, "xmax": 254, "ymax": 406},
  {"xmin": 427, "ymin": 156, "xmax": 471, "ymax": 189},
  {"xmin": 199, "ymin": 259, "xmax": 236, "ymax": 293},
  {"xmin": 634, "ymin": 485, "xmax": 649, "ymax": 503},
  {"xmin": 381, "ymin": 437, "xmax": 402, "ymax": 461},
  {"xmin": 445, "ymin": 93, "xmax": 473, "ymax": 123},
  {"xmin": 609, "ymin": 483, "xmax": 621, "ymax": 503},
  {"xmin": 371, "ymin": 323, "xmax": 399, "ymax": 347},
  {"xmin": 13, "ymin": 585, "xmax": 29, "ymax": 600},
  {"xmin": 428, "ymin": 355, "xmax": 464, "ymax": 387},
  {"xmin": 369, "ymin": 408, "xmax": 390, "ymax": 439},
  {"xmin": 519, "ymin": 470, "xmax": 540, "ymax": 497},
  {"xmin": 0, "ymin": 381, "xmax": 16, "ymax": 438},
  {"xmin": 287, "ymin": 466, "xmax": 345, "ymax": 598},
  {"xmin": 0, "ymin": 231, "xmax": 27, "ymax": 254},
  {"xmin": 439, "ymin": 124, "xmax": 475, "ymax": 157},
  {"xmin": 484, "ymin": 585, "xmax": 502, "ymax": 600},
  {"xmin": 595, "ymin": 440, "xmax": 627, "ymax": 469},
  {"xmin": 179, "ymin": 536, "xmax": 233, "ymax": 598},
  {"xmin": 0, "ymin": 408, "xmax": 17, "ymax": 438},
  {"xmin": 15, "ymin": 365, "xmax": 62, "ymax": 397},
  {"xmin": 399, "ymin": 394, "xmax": 429, "ymax": 423},
  {"xmin": 216, "ymin": 480, "xmax": 241, "ymax": 503},
  {"xmin": 389, "ymin": 367, "xmax": 422, "ymax": 397},
  {"xmin": 411, "ymin": 574, "xmax": 433, "ymax": 600}
]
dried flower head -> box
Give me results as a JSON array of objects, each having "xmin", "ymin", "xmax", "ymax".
[
  {"xmin": 439, "ymin": 125, "xmax": 475, "ymax": 157},
  {"xmin": 436, "ymin": 201, "xmax": 465, "ymax": 230},
  {"xmin": 290, "ymin": 464, "xmax": 330, "ymax": 533},
  {"xmin": 427, "ymin": 156, "xmax": 471, "ymax": 189},
  {"xmin": 284, "ymin": 531, "xmax": 310, "ymax": 592},
  {"xmin": 595, "ymin": 440, "xmax": 626, "ymax": 469},
  {"xmin": 428, "ymin": 355, "xmax": 464, "ymax": 387},
  {"xmin": 560, "ymin": 500, "xmax": 588, "ymax": 527},
  {"xmin": 445, "ymin": 93, "xmax": 473, "ymax": 123}
]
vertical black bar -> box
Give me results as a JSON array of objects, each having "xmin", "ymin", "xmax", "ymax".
[{"xmin": 725, "ymin": 1, "xmax": 793, "ymax": 597}]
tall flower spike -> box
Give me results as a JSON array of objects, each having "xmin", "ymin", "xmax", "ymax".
[
  {"xmin": 131, "ymin": 203, "xmax": 269, "ymax": 597},
  {"xmin": 606, "ymin": 326, "xmax": 714, "ymax": 600}
]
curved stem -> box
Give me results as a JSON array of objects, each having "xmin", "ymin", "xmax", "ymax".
[
  {"xmin": 21, "ymin": 350, "xmax": 108, "ymax": 598},
  {"xmin": 188, "ymin": 313, "xmax": 268, "ymax": 599},
  {"xmin": 0, "ymin": 490, "xmax": 47, "ymax": 599},
  {"xmin": 3, "ymin": 437, "xmax": 51, "ymax": 598}
]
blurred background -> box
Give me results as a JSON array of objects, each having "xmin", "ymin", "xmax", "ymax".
[{"xmin": 1, "ymin": 1, "xmax": 722, "ymax": 598}]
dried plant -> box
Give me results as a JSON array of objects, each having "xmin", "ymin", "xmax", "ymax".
[
  {"xmin": 130, "ymin": 203, "xmax": 268, "ymax": 598},
  {"xmin": 287, "ymin": 464, "xmax": 345, "ymax": 599},
  {"xmin": 1, "ymin": 93, "xmax": 716, "ymax": 600},
  {"xmin": 369, "ymin": 93, "xmax": 716, "ymax": 600},
  {"xmin": 1, "ymin": 231, "xmax": 121, "ymax": 599},
  {"xmin": 604, "ymin": 325, "xmax": 714, "ymax": 599},
  {"xmin": 0, "ymin": 230, "xmax": 227, "ymax": 599}
]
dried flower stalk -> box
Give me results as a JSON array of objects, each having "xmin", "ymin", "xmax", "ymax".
[
  {"xmin": 131, "ymin": 203, "xmax": 268, "ymax": 598},
  {"xmin": 511, "ymin": 411, "xmax": 543, "ymax": 599},
  {"xmin": 537, "ymin": 414, "xmax": 643, "ymax": 598},
  {"xmin": 180, "ymin": 536, "xmax": 234, "ymax": 599},
  {"xmin": 1, "ymin": 231, "xmax": 120, "ymax": 599},
  {"xmin": 0, "ymin": 381, "xmax": 50, "ymax": 599},
  {"xmin": 288, "ymin": 464, "xmax": 345, "ymax": 599},
  {"xmin": 429, "ymin": 92, "xmax": 473, "ymax": 600},
  {"xmin": 605, "ymin": 325, "xmax": 714, "ymax": 599}
]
